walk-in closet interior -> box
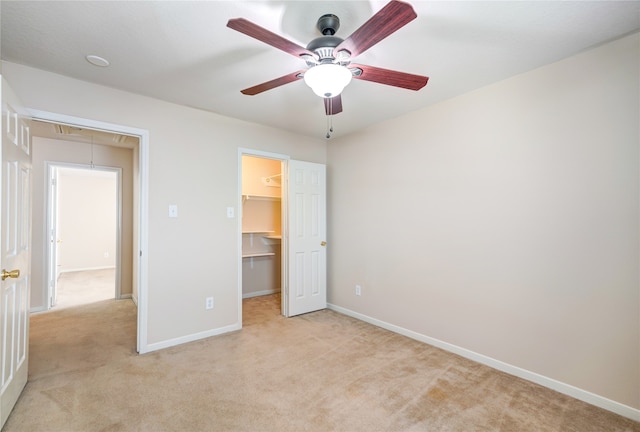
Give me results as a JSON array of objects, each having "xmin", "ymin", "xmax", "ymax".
[{"xmin": 241, "ymin": 156, "xmax": 282, "ymax": 299}]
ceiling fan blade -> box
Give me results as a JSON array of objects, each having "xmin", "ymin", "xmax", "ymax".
[
  {"xmin": 349, "ymin": 64, "xmax": 428, "ymax": 91},
  {"xmin": 227, "ymin": 18, "xmax": 316, "ymax": 60},
  {"xmin": 240, "ymin": 70, "xmax": 305, "ymax": 95},
  {"xmin": 324, "ymin": 95, "xmax": 343, "ymax": 116},
  {"xmin": 333, "ymin": 0, "xmax": 417, "ymax": 59}
]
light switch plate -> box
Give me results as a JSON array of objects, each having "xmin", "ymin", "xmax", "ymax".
[{"xmin": 227, "ymin": 207, "xmax": 235, "ymax": 218}]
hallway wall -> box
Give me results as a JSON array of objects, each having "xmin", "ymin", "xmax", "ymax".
[{"xmin": 57, "ymin": 168, "xmax": 117, "ymax": 272}]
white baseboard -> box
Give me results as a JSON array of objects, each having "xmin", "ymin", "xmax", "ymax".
[
  {"xmin": 59, "ymin": 266, "xmax": 116, "ymax": 274},
  {"xmin": 242, "ymin": 289, "xmax": 280, "ymax": 299},
  {"xmin": 143, "ymin": 322, "xmax": 241, "ymax": 354},
  {"xmin": 327, "ymin": 303, "xmax": 640, "ymax": 422},
  {"xmin": 131, "ymin": 294, "xmax": 138, "ymax": 306},
  {"xmin": 119, "ymin": 294, "xmax": 132, "ymax": 300}
]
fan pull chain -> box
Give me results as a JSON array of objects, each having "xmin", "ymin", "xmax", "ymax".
[{"xmin": 325, "ymin": 98, "xmax": 334, "ymax": 139}]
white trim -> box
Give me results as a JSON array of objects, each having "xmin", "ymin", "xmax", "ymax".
[
  {"xmin": 137, "ymin": 124, "xmax": 149, "ymax": 354},
  {"xmin": 242, "ymin": 289, "xmax": 280, "ymax": 299},
  {"xmin": 28, "ymin": 109, "xmax": 150, "ymax": 355},
  {"xmin": 238, "ymin": 148, "xmax": 290, "ymax": 161},
  {"xmin": 28, "ymin": 110, "xmax": 146, "ymax": 141},
  {"xmin": 144, "ymin": 323, "xmax": 241, "ymax": 353},
  {"xmin": 327, "ymin": 303, "xmax": 640, "ymax": 422},
  {"xmin": 58, "ymin": 266, "xmax": 117, "ymax": 274}
]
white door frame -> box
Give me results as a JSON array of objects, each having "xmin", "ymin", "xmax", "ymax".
[
  {"xmin": 27, "ymin": 109, "xmax": 150, "ymax": 354},
  {"xmin": 45, "ymin": 162, "xmax": 123, "ymax": 307},
  {"xmin": 237, "ymin": 148, "xmax": 290, "ymax": 322},
  {"xmin": 46, "ymin": 164, "xmax": 59, "ymax": 307}
]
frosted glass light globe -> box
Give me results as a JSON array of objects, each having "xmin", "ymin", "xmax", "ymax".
[{"xmin": 303, "ymin": 64, "xmax": 352, "ymax": 98}]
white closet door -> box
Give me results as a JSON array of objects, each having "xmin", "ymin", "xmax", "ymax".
[{"xmin": 286, "ymin": 160, "xmax": 326, "ymax": 317}]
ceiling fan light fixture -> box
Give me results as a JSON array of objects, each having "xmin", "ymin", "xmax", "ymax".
[{"xmin": 303, "ymin": 64, "xmax": 352, "ymax": 98}]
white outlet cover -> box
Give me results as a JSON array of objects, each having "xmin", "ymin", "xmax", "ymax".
[
  {"xmin": 169, "ymin": 204, "xmax": 178, "ymax": 218},
  {"xmin": 227, "ymin": 207, "xmax": 235, "ymax": 218}
]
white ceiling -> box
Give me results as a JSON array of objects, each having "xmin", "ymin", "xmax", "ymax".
[{"xmin": 2, "ymin": 1, "xmax": 639, "ymax": 140}]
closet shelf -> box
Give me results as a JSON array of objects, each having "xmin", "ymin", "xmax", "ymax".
[
  {"xmin": 242, "ymin": 194, "xmax": 281, "ymax": 201},
  {"xmin": 263, "ymin": 235, "xmax": 281, "ymax": 240},
  {"xmin": 242, "ymin": 252, "xmax": 276, "ymax": 258},
  {"xmin": 242, "ymin": 230, "xmax": 275, "ymax": 234}
]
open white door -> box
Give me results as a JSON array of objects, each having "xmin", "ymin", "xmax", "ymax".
[
  {"xmin": 286, "ymin": 160, "xmax": 326, "ymax": 317},
  {"xmin": 0, "ymin": 77, "xmax": 32, "ymax": 428}
]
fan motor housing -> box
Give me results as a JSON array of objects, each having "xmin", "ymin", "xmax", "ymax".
[
  {"xmin": 306, "ymin": 36, "xmax": 343, "ymax": 59},
  {"xmin": 306, "ymin": 14, "xmax": 346, "ymax": 61}
]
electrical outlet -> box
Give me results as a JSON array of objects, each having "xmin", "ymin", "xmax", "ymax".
[
  {"xmin": 355, "ymin": 285, "xmax": 362, "ymax": 296},
  {"xmin": 205, "ymin": 296, "xmax": 214, "ymax": 310}
]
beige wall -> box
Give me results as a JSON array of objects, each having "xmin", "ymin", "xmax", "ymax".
[
  {"xmin": 2, "ymin": 60, "xmax": 327, "ymax": 346},
  {"xmin": 58, "ymin": 169, "xmax": 117, "ymax": 272},
  {"xmin": 31, "ymin": 138, "xmax": 134, "ymax": 310},
  {"xmin": 327, "ymin": 33, "xmax": 639, "ymax": 411},
  {"xmin": 242, "ymin": 156, "xmax": 282, "ymax": 198}
]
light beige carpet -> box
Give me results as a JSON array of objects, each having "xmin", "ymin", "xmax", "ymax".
[
  {"xmin": 54, "ymin": 268, "xmax": 115, "ymax": 309},
  {"xmin": 4, "ymin": 294, "xmax": 639, "ymax": 431}
]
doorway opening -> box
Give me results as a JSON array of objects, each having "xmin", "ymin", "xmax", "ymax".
[
  {"xmin": 238, "ymin": 149, "xmax": 328, "ymax": 323},
  {"xmin": 46, "ymin": 164, "xmax": 120, "ymax": 309},
  {"xmin": 29, "ymin": 112, "xmax": 150, "ymax": 354},
  {"xmin": 240, "ymin": 153, "xmax": 286, "ymax": 319}
]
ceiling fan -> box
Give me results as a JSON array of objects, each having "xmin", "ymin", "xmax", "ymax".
[{"xmin": 227, "ymin": 0, "xmax": 429, "ymax": 117}]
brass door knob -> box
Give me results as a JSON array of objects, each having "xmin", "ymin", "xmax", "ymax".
[
  {"xmin": 2, "ymin": 269, "xmax": 20, "ymax": 281},
  {"xmin": 320, "ymin": 241, "xmax": 327, "ymax": 246}
]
